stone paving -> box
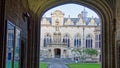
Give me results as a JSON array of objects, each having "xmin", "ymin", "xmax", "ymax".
[
  {"xmin": 41, "ymin": 58, "xmax": 73, "ymax": 68},
  {"xmin": 48, "ymin": 58, "xmax": 69, "ymax": 68}
]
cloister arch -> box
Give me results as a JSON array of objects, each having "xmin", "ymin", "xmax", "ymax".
[
  {"xmin": 35, "ymin": 1, "xmax": 114, "ymax": 68},
  {"xmin": 0, "ymin": 0, "xmax": 117, "ymax": 68}
]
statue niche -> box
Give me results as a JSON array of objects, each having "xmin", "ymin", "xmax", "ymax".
[{"xmin": 53, "ymin": 19, "xmax": 61, "ymax": 44}]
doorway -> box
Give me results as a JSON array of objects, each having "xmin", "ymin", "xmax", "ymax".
[{"xmin": 54, "ymin": 48, "xmax": 61, "ymax": 58}]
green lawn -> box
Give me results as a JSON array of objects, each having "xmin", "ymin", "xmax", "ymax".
[
  {"xmin": 67, "ymin": 63, "xmax": 100, "ymax": 68},
  {"xmin": 39, "ymin": 62, "xmax": 48, "ymax": 68},
  {"xmin": 6, "ymin": 62, "xmax": 100, "ymax": 68},
  {"xmin": 6, "ymin": 62, "xmax": 48, "ymax": 68}
]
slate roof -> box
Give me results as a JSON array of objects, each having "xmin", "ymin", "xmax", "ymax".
[{"xmin": 45, "ymin": 17, "xmax": 101, "ymax": 25}]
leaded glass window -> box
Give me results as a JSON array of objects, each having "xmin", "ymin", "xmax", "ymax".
[{"xmin": 86, "ymin": 35, "xmax": 92, "ymax": 48}]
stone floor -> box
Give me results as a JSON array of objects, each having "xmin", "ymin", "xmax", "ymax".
[
  {"xmin": 48, "ymin": 58, "xmax": 69, "ymax": 68},
  {"xmin": 41, "ymin": 58, "xmax": 73, "ymax": 68}
]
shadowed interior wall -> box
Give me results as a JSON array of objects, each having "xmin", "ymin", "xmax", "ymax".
[
  {"xmin": 0, "ymin": 0, "xmax": 5, "ymax": 68},
  {"xmin": 4, "ymin": 0, "xmax": 28, "ymax": 68}
]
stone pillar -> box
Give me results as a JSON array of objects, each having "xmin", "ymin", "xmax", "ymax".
[
  {"xmin": 116, "ymin": 1, "xmax": 120, "ymax": 67},
  {"xmin": 111, "ymin": 18, "xmax": 116, "ymax": 68},
  {"xmin": 48, "ymin": 48, "xmax": 50, "ymax": 58},
  {"xmin": 102, "ymin": 16, "xmax": 110, "ymax": 68},
  {"xmin": 63, "ymin": 49, "xmax": 66, "ymax": 58},
  {"xmin": 0, "ymin": 0, "xmax": 6, "ymax": 68},
  {"xmin": 116, "ymin": 29, "xmax": 120, "ymax": 68},
  {"xmin": 71, "ymin": 39, "xmax": 74, "ymax": 47},
  {"xmin": 92, "ymin": 34, "xmax": 95, "ymax": 48},
  {"xmin": 52, "ymin": 48, "xmax": 54, "ymax": 58},
  {"xmin": 26, "ymin": 12, "xmax": 40, "ymax": 68},
  {"xmin": 102, "ymin": 17, "xmax": 115, "ymax": 68},
  {"xmin": 61, "ymin": 48, "xmax": 63, "ymax": 58}
]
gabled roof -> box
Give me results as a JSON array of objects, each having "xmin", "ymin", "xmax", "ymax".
[
  {"xmin": 41, "ymin": 17, "xmax": 51, "ymax": 25},
  {"xmin": 64, "ymin": 18, "xmax": 78, "ymax": 25},
  {"xmin": 42, "ymin": 17, "xmax": 100, "ymax": 26}
]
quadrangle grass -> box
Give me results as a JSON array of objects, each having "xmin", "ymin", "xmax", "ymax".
[
  {"xmin": 6, "ymin": 61, "xmax": 100, "ymax": 68},
  {"xmin": 67, "ymin": 63, "xmax": 100, "ymax": 68},
  {"xmin": 39, "ymin": 62, "xmax": 48, "ymax": 68}
]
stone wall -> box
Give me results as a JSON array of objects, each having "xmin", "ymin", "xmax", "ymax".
[
  {"xmin": 116, "ymin": 0, "xmax": 120, "ymax": 40},
  {"xmin": 116, "ymin": 0, "xmax": 120, "ymax": 68}
]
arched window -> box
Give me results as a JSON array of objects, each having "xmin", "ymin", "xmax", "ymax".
[
  {"xmin": 63, "ymin": 34, "xmax": 70, "ymax": 47},
  {"xmin": 74, "ymin": 34, "xmax": 81, "ymax": 48},
  {"xmin": 95, "ymin": 34, "xmax": 101, "ymax": 48},
  {"xmin": 86, "ymin": 35, "xmax": 92, "ymax": 48},
  {"xmin": 44, "ymin": 34, "xmax": 52, "ymax": 47}
]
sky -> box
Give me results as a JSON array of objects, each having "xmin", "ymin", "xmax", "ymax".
[{"xmin": 43, "ymin": 4, "xmax": 99, "ymax": 18}]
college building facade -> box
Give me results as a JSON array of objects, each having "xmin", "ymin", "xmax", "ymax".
[{"xmin": 40, "ymin": 9, "xmax": 101, "ymax": 61}]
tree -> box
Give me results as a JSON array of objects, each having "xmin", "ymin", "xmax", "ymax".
[
  {"xmin": 72, "ymin": 48, "xmax": 83, "ymax": 62},
  {"xmin": 72, "ymin": 48, "xmax": 82, "ymax": 56},
  {"xmin": 84, "ymin": 48, "xmax": 98, "ymax": 59},
  {"xmin": 72, "ymin": 48, "xmax": 98, "ymax": 62}
]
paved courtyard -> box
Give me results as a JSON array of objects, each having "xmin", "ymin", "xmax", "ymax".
[
  {"xmin": 41, "ymin": 58, "xmax": 73, "ymax": 68},
  {"xmin": 48, "ymin": 58, "xmax": 69, "ymax": 68}
]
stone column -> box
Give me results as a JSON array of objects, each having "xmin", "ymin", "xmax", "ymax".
[
  {"xmin": 111, "ymin": 18, "xmax": 116, "ymax": 68},
  {"xmin": 0, "ymin": 0, "xmax": 6, "ymax": 68},
  {"xmin": 63, "ymin": 49, "xmax": 66, "ymax": 58},
  {"xmin": 26, "ymin": 12, "xmax": 40, "ymax": 68},
  {"xmin": 109, "ymin": 2, "xmax": 116, "ymax": 68},
  {"xmin": 116, "ymin": 1, "xmax": 120, "ymax": 67},
  {"xmin": 52, "ymin": 48, "xmax": 54, "ymax": 58},
  {"xmin": 101, "ymin": 15, "xmax": 110, "ymax": 68},
  {"xmin": 92, "ymin": 34, "xmax": 95, "ymax": 48},
  {"xmin": 61, "ymin": 48, "xmax": 63, "ymax": 58}
]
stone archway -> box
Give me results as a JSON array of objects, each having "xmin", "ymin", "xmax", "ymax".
[
  {"xmin": 36, "ymin": 1, "xmax": 114, "ymax": 68},
  {"xmin": 22, "ymin": 0, "xmax": 115, "ymax": 68},
  {"xmin": 0, "ymin": 0, "xmax": 117, "ymax": 68},
  {"xmin": 54, "ymin": 48, "xmax": 61, "ymax": 58}
]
